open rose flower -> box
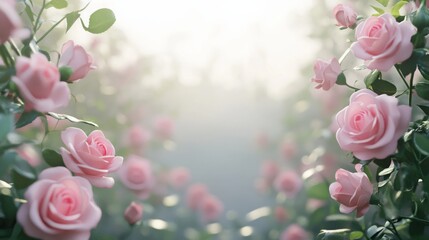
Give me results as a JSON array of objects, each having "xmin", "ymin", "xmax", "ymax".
[
  {"xmin": 168, "ymin": 167, "xmax": 191, "ymax": 189},
  {"xmin": 60, "ymin": 127, "xmax": 123, "ymax": 188},
  {"xmin": 274, "ymin": 171, "xmax": 303, "ymax": 197},
  {"xmin": 0, "ymin": 0, "xmax": 30, "ymax": 44},
  {"xmin": 335, "ymin": 89, "xmax": 411, "ymax": 160},
  {"xmin": 280, "ymin": 224, "xmax": 309, "ymax": 240},
  {"xmin": 123, "ymin": 202, "xmax": 143, "ymax": 225},
  {"xmin": 311, "ymin": 58, "xmax": 341, "ymax": 91},
  {"xmin": 329, "ymin": 165, "xmax": 373, "ymax": 217},
  {"xmin": 351, "ymin": 13, "xmax": 416, "ymax": 71},
  {"xmin": 12, "ymin": 53, "xmax": 70, "ymax": 112},
  {"xmin": 17, "ymin": 167, "xmax": 101, "ymax": 240},
  {"xmin": 333, "ymin": 4, "xmax": 357, "ymax": 28},
  {"xmin": 59, "ymin": 40, "xmax": 95, "ymax": 82},
  {"xmin": 118, "ymin": 155, "xmax": 155, "ymax": 199}
]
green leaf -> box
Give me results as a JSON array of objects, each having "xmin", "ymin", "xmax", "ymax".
[
  {"xmin": 0, "ymin": 113, "xmax": 14, "ymax": 142},
  {"xmin": 15, "ymin": 111, "xmax": 40, "ymax": 129},
  {"xmin": 376, "ymin": 0, "xmax": 389, "ymax": 7},
  {"xmin": 45, "ymin": 0, "xmax": 68, "ymax": 9},
  {"xmin": 0, "ymin": 194, "xmax": 17, "ymax": 220},
  {"xmin": 59, "ymin": 66, "xmax": 73, "ymax": 82},
  {"xmin": 42, "ymin": 149, "xmax": 64, "ymax": 167},
  {"xmin": 391, "ymin": 1, "xmax": 408, "ymax": 17},
  {"xmin": 11, "ymin": 158, "xmax": 36, "ymax": 189},
  {"xmin": 85, "ymin": 8, "xmax": 116, "ymax": 34},
  {"xmin": 364, "ymin": 70, "xmax": 380, "ymax": 88},
  {"xmin": 371, "ymin": 5, "xmax": 385, "ymax": 15},
  {"xmin": 417, "ymin": 54, "xmax": 429, "ymax": 80},
  {"xmin": 307, "ymin": 182, "xmax": 329, "ymax": 200},
  {"xmin": 349, "ymin": 231, "xmax": 364, "ymax": 240},
  {"xmin": 416, "ymin": 82, "xmax": 429, "ymax": 100},
  {"xmin": 66, "ymin": 12, "xmax": 80, "ymax": 32},
  {"xmin": 398, "ymin": 53, "xmax": 417, "ymax": 77},
  {"xmin": 371, "ymin": 79, "xmax": 397, "ymax": 96},
  {"xmin": 47, "ymin": 112, "xmax": 98, "ymax": 127},
  {"xmin": 418, "ymin": 105, "xmax": 429, "ymax": 115},
  {"xmin": 414, "ymin": 133, "xmax": 429, "ymax": 156},
  {"xmin": 336, "ymin": 72, "xmax": 347, "ymax": 86}
]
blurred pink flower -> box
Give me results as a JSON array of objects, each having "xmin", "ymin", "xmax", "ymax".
[
  {"xmin": 333, "ymin": 4, "xmax": 357, "ymax": 28},
  {"xmin": 0, "ymin": 0, "xmax": 30, "ymax": 44},
  {"xmin": 199, "ymin": 194, "xmax": 223, "ymax": 222},
  {"xmin": 260, "ymin": 160, "xmax": 279, "ymax": 184},
  {"xmin": 168, "ymin": 167, "xmax": 191, "ymax": 189},
  {"xmin": 16, "ymin": 144, "xmax": 42, "ymax": 167},
  {"xmin": 186, "ymin": 183, "xmax": 209, "ymax": 210},
  {"xmin": 336, "ymin": 89, "xmax": 411, "ymax": 160},
  {"xmin": 274, "ymin": 206, "xmax": 289, "ymax": 223},
  {"xmin": 12, "ymin": 53, "xmax": 70, "ymax": 112},
  {"xmin": 280, "ymin": 224, "xmax": 309, "ymax": 240},
  {"xmin": 154, "ymin": 116, "xmax": 174, "ymax": 139},
  {"xmin": 274, "ymin": 171, "xmax": 303, "ymax": 197},
  {"xmin": 351, "ymin": 14, "xmax": 416, "ymax": 71},
  {"xmin": 280, "ymin": 139, "xmax": 297, "ymax": 161},
  {"xmin": 17, "ymin": 167, "xmax": 101, "ymax": 240},
  {"xmin": 119, "ymin": 155, "xmax": 155, "ymax": 199},
  {"xmin": 125, "ymin": 124, "xmax": 151, "ymax": 149},
  {"xmin": 59, "ymin": 40, "xmax": 95, "ymax": 82},
  {"xmin": 329, "ymin": 165, "xmax": 373, "ymax": 217},
  {"xmin": 60, "ymin": 127, "xmax": 123, "ymax": 188},
  {"xmin": 311, "ymin": 58, "xmax": 341, "ymax": 91},
  {"xmin": 124, "ymin": 202, "xmax": 143, "ymax": 225}
]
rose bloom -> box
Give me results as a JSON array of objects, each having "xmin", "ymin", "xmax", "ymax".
[
  {"xmin": 17, "ymin": 167, "xmax": 101, "ymax": 240},
  {"xmin": 153, "ymin": 116, "xmax": 174, "ymax": 139},
  {"xmin": 280, "ymin": 224, "xmax": 309, "ymax": 240},
  {"xmin": 351, "ymin": 13, "xmax": 416, "ymax": 71},
  {"xmin": 186, "ymin": 183, "xmax": 209, "ymax": 210},
  {"xmin": 311, "ymin": 58, "xmax": 341, "ymax": 91},
  {"xmin": 123, "ymin": 201, "xmax": 143, "ymax": 225},
  {"xmin": 16, "ymin": 144, "xmax": 42, "ymax": 167},
  {"xmin": 118, "ymin": 155, "xmax": 155, "ymax": 199},
  {"xmin": 199, "ymin": 194, "xmax": 223, "ymax": 222},
  {"xmin": 168, "ymin": 167, "xmax": 191, "ymax": 189},
  {"xmin": 274, "ymin": 206, "xmax": 289, "ymax": 223},
  {"xmin": 0, "ymin": 0, "xmax": 30, "ymax": 44},
  {"xmin": 261, "ymin": 160, "xmax": 279, "ymax": 184},
  {"xmin": 59, "ymin": 40, "xmax": 95, "ymax": 82},
  {"xmin": 125, "ymin": 124, "xmax": 151, "ymax": 149},
  {"xmin": 333, "ymin": 4, "xmax": 357, "ymax": 28},
  {"xmin": 60, "ymin": 127, "xmax": 123, "ymax": 188},
  {"xmin": 274, "ymin": 171, "xmax": 303, "ymax": 197},
  {"xmin": 12, "ymin": 53, "xmax": 70, "ymax": 112},
  {"xmin": 335, "ymin": 89, "xmax": 411, "ymax": 160},
  {"xmin": 329, "ymin": 165, "xmax": 373, "ymax": 217}
]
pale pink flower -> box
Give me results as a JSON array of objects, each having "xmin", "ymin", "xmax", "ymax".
[
  {"xmin": 281, "ymin": 139, "xmax": 297, "ymax": 161},
  {"xmin": 16, "ymin": 144, "xmax": 42, "ymax": 167},
  {"xmin": 17, "ymin": 167, "xmax": 101, "ymax": 240},
  {"xmin": 260, "ymin": 160, "xmax": 279, "ymax": 183},
  {"xmin": 126, "ymin": 124, "xmax": 151, "ymax": 149},
  {"xmin": 280, "ymin": 224, "xmax": 310, "ymax": 240},
  {"xmin": 119, "ymin": 155, "xmax": 155, "ymax": 199},
  {"xmin": 12, "ymin": 53, "xmax": 70, "ymax": 112},
  {"xmin": 0, "ymin": 0, "xmax": 30, "ymax": 44},
  {"xmin": 274, "ymin": 206, "xmax": 289, "ymax": 223},
  {"xmin": 274, "ymin": 171, "xmax": 303, "ymax": 197},
  {"xmin": 186, "ymin": 183, "xmax": 209, "ymax": 210},
  {"xmin": 154, "ymin": 116, "xmax": 174, "ymax": 139},
  {"xmin": 199, "ymin": 194, "xmax": 223, "ymax": 222},
  {"xmin": 124, "ymin": 202, "xmax": 143, "ymax": 225},
  {"xmin": 335, "ymin": 89, "xmax": 411, "ymax": 160},
  {"xmin": 311, "ymin": 58, "xmax": 341, "ymax": 91},
  {"xmin": 59, "ymin": 40, "xmax": 95, "ymax": 82},
  {"xmin": 60, "ymin": 127, "xmax": 123, "ymax": 188},
  {"xmin": 329, "ymin": 165, "xmax": 373, "ymax": 217},
  {"xmin": 333, "ymin": 4, "xmax": 357, "ymax": 28},
  {"xmin": 168, "ymin": 167, "xmax": 191, "ymax": 189},
  {"xmin": 351, "ymin": 14, "xmax": 416, "ymax": 71}
]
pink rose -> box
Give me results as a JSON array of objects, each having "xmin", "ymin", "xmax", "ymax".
[
  {"xmin": 311, "ymin": 58, "xmax": 341, "ymax": 91},
  {"xmin": 351, "ymin": 14, "xmax": 416, "ymax": 71},
  {"xmin": 17, "ymin": 167, "xmax": 101, "ymax": 240},
  {"xmin": 59, "ymin": 40, "xmax": 95, "ymax": 82},
  {"xmin": 274, "ymin": 171, "xmax": 303, "ymax": 197},
  {"xmin": 123, "ymin": 202, "xmax": 143, "ymax": 225},
  {"xmin": 333, "ymin": 4, "xmax": 357, "ymax": 28},
  {"xmin": 153, "ymin": 116, "xmax": 174, "ymax": 139},
  {"xmin": 12, "ymin": 53, "xmax": 70, "ymax": 112},
  {"xmin": 280, "ymin": 224, "xmax": 309, "ymax": 240},
  {"xmin": 126, "ymin": 124, "xmax": 151, "ymax": 149},
  {"xmin": 274, "ymin": 206, "xmax": 289, "ymax": 223},
  {"xmin": 60, "ymin": 127, "xmax": 123, "ymax": 188},
  {"xmin": 199, "ymin": 194, "xmax": 223, "ymax": 222},
  {"xmin": 168, "ymin": 167, "xmax": 191, "ymax": 189},
  {"xmin": 186, "ymin": 183, "xmax": 209, "ymax": 210},
  {"xmin": 335, "ymin": 89, "xmax": 411, "ymax": 160},
  {"xmin": 329, "ymin": 165, "xmax": 373, "ymax": 217},
  {"xmin": 16, "ymin": 144, "xmax": 42, "ymax": 167},
  {"xmin": 118, "ymin": 155, "xmax": 155, "ymax": 199},
  {"xmin": 261, "ymin": 160, "xmax": 279, "ymax": 183},
  {"xmin": 0, "ymin": 0, "xmax": 30, "ymax": 44},
  {"xmin": 281, "ymin": 139, "xmax": 298, "ymax": 160}
]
